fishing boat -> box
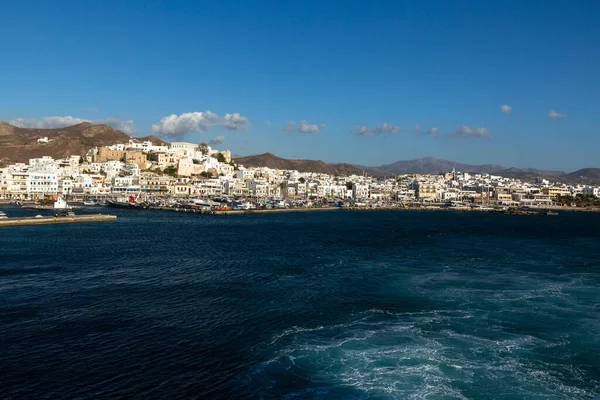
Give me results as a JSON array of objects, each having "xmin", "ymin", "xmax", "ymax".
[
  {"xmin": 188, "ymin": 198, "xmax": 220, "ymax": 208},
  {"xmin": 0, "ymin": 211, "xmax": 8, "ymax": 219},
  {"xmin": 106, "ymin": 195, "xmax": 148, "ymax": 209}
]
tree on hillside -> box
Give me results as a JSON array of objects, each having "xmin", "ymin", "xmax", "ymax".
[
  {"xmin": 199, "ymin": 143, "xmax": 209, "ymax": 156},
  {"xmin": 299, "ymin": 177, "xmax": 306, "ymax": 183},
  {"xmin": 164, "ymin": 166, "xmax": 177, "ymax": 177},
  {"xmin": 346, "ymin": 181, "xmax": 353, "ymax": 190},
  {"xmin": 216, "ymin": 152, "xmax": 226, "ymax": 163}
]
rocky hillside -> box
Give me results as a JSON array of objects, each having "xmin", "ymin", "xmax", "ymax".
[
  {"xmin": 0, "ymin": 121, "xmax": 166, "ymax": 164},
  {"xmin": 235, "ymin": 153, "xmax": 600, "ymax": 182},
  {"xmin": 235, "ymin": 153, "xmax": 363, "ymax": 176},
  {"xmin": 562, "ymin": 168, "xmax": 600, "ymax": 183}
]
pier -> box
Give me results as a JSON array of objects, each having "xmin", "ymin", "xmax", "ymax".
[{"xmin": 0, "ymin": 214, "xmax": 117, "ymax": 227}]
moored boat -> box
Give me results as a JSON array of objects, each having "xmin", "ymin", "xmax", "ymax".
[{"xmin": 106, "ymin": 200, "xmax": 148, "ymax": 209}]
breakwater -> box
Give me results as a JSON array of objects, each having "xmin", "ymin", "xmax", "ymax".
[{"xmin": 0, "ymin": 214, "xmax": 117, "ymax": 227}]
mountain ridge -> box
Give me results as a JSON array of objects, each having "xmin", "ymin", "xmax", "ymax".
[
  {"xmin": 0, "ymin": 121, "xmax": 168, "ymax": 164},
  {"xmin": 234, "ymin": 153, "xmax": 363, "ymax": 176},
  {"xmin": 234, "ymin": 153, "xmax": 599, "ymax": 183}
]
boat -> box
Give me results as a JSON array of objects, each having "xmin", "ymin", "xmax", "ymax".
[
  {"xmin": 106, "ymin": 195, "xmax": 148, "ymax": 209},
  {"xmin": 83, "ymin": 201, "xmax": 97, "ymax": 206},
  {"xmin": 0, "ymin": 211, "xmax": 7, "ymax": 219},
  {"xmin": 188, "ymin": 198, "xmax": 220, "ymax": 207},
  {"xmin": 231, "ymin": 201, "xmax": 256, "ymax": 210}
]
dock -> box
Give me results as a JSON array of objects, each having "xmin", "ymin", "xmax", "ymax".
[
  {"xmin": 213, "ymin": 207, "xmax": 340, "ymax": 215},
  {"xmin": 0, "ymin": 214, "xmax": 117, "ymax": 227},
  {"xmin": 22, "ymin": 205, "xmax": 85, "ymax": 210}
]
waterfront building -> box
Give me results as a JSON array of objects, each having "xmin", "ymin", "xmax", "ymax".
[
  {"xmin": 27, "ymin": 167, "xmax": 59, "ymax": 198},
  {"xmin": 582, "ymin": 187, "xmax": 600, "ymax": 197},
  {"xmin": 542, "ymin": 186, "xmax": 572, "ymax": 199},
  {"xmin": 416, "ymin": 182, "xmax": 437, "ymax": 201}
]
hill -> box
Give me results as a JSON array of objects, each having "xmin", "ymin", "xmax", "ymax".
[
  {"xmin": 371, "ymin": 157, "xmax": 505, "ymax": 175},
  {"xmin": 0, "ymin": 121, "xmax": 167, "ymax": 164},
  {"xmin": 561, "ymin": 168, "xmax": 600, "ymax": 184},
  {"xmin": 234, "ymin": 153, "xmax": 363, "ymax": 176},
  {"xmin": 494, "ymin": 167, "xmax": 565, "ymax": 181},
  {"xmin": 235, "ymin": 153, "xmax": 581, "ymax": 180}
]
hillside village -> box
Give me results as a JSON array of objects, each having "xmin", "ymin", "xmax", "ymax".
[{"xmin": 1, "ymin": 137, "xmax": 600, "ymax": 207}]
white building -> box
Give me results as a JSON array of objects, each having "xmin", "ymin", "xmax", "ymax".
[
  {"xmin": 29, "ymin": 156, "xmax": 55, "ymax": 168},
  {"xmin": 27, "ymin": 168, "xmax": 59, "ymax": 197},
  {"xmin": 102, "ymin": 161, "xmax": 125, "ymax": 176},
  {"xmin": 582, "ymin": 187, "xmax": 600, "ymax": 197},
  {"xmin": 171, "ymin": 142, "xmax": 199, "ymax": 157},
  {"xmin": 58, "ymin": 178, "xmax": 74, "ymax": 195},
  {"xmin": 352, "ymin": 183, "xmax": 369, "ymax": 200}
]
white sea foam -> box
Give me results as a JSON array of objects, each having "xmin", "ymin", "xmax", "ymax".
[{"xmin": 252, "ymin": 308, "xmax": 599, "ymax": 399}]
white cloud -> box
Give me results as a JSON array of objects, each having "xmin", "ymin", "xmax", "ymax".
[
  {"xmin": 204, "ymin": 110, "xmax": 219, "ymax": 121},
  {"xmin": 221, "ymin": 113, "xmax": 249, "ymax": 130},
  {"xmin": 100, "ymin": 118, "xmax": 137, "ymax": 135},
  {"xmin": 548, "ymin": 110, "xmax": 566, "ymax": 118},
  {"xmin": 11, "ymin": 116, "xmax": 88, "ymax": 129},
  {"xmin": 351, "ymin": 122, "xmax": 400, "ymax": 136},
  {"xmin": 10, "ymin": 116, "xmax": 137, "ymax": 134},
  {"xmin": 352, "ymin": 125, "xmax": 374, "ymax": 136},
  {"xmin": 150, "ymin": 111, "xmax": 249, "ymax": 137},
  {"xmin": 282, "ymin": 121, "xmax": 296, "ymax": 132},
  {"xmin": 298, "ymin": 120, "xmax": 323, "ymax": 133},
  {"xmin": 281, "ymin": 120, "xmax": 325, "ymax": 134},
  {"xmin": 208, "ymin": 136, "xmax": 225, "ymax": 145},
  {"xmin": 500, "ymin": 105, "xmax": 512, "ymax": 114},
  {"xmin": 265, "ymin": 120, "xmax": 271, "ymax": 128},
  {"xmin": 151, "ymin": 112, "xmax": 211, "ymax": 136},
  {"xmin": 415, "ymin": 125, "xmax": 438, "ymax": 135},
  {"xmin": 377, "ymin": 122, "xmax": 399, "ymax": 134},
  {"xmin": 452, "ymin": 125, "xmax": 492, "ymax": 139}
]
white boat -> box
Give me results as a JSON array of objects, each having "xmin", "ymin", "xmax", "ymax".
[
  {"xmin": 239, "ymin": 201, "xmax": 255, "ymax": 210},
  {"xmin": 0, "ymin": 211, "xmax": 7, "ymax": 219},
  {"xmin": 83, "ymin": 201, "xmax": 97, "ymax": 206},
  {"xmin": 231, "ymin": 201, "xmax": 256, "ymax": 210},
  {"xmin": 189, "ymin": 198, "xmax": 220, "ymax": 207}
]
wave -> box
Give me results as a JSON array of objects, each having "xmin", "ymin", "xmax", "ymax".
[{"xmin": 247, "ymin": 309, "xmax": 599, "ymax": 399}]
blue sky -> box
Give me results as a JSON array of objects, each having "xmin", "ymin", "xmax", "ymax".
[{"xmin": 1, "ymin": 1, "xmax": 599, "ymax": 171}]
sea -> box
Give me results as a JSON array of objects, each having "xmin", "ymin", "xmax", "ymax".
[{"xmin": 1, "ymin": 206, "xmax": 599, "ymax": 399}]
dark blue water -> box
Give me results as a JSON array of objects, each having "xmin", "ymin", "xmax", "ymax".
[{"xmin": 1, "ymin": 207, "xmax": 599, "ymax": 399}]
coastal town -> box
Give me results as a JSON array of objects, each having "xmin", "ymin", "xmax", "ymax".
[{"xmin": 1, "ymin": 137, "xmax": 599, "ymax": 212}]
